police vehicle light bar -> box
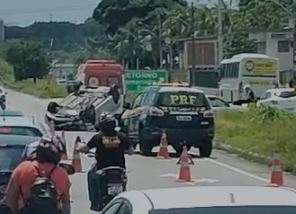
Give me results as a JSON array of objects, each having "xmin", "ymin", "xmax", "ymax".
[{"xmin": 152, "ymin": 82, "xmax": 189, "ymax": 87}]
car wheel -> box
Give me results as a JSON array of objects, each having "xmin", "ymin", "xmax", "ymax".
[
  {"xmin": 139, "ymin": 130, "xmax": 153, "ymax": 156},
  {"xmin": 199, "ymin": 140, "xmax": 213, "ymax": 158}
]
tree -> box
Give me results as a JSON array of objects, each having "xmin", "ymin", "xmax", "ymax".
[
  {"xmin": 93, "ymin": 0, "xmax": 187, "ymax": 36},
  {"xmin": 5, "ymin": 40, "xmax": 50, "ymax": 83}
]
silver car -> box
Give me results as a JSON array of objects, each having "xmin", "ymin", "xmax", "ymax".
[
  {"xmin": 0, "ymin": 116, "xmax": 50, "ymax": 137},
  {"xmin": 102, "ymin": 186, "xmax": 296, "ymax": 214},
  {"xmin": 206, "ymin": 95, "xmax": 247, "ymax": 113}
]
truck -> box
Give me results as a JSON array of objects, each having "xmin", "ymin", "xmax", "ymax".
[{"xmin": 46, "ymin": 60, "xmax": 126, "ymax": 131}]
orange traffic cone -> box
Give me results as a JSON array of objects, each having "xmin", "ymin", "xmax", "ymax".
[
  {"xmin": 157, "ymin": 130, "xmax": 170, "ymax": 159},
  {"xmin": 61, "ymin": 131, "xmax": 68, "ymax": 160},
  {"xmin": 176, "ymin": 144, "xmax": 194, "ymax": 182},
  {"xmin": 72, "ymin": 137, "xmax": 82, "ymax": 173},
  {"xmin": 269, "ymin": 152, "xmax": 284, "ymax": 186}
]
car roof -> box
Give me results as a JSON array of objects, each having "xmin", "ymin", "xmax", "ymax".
[
  {"xmin": 156, "ymin": 86, "xmax": 204, "ymax": 94},
  {"xmin": 119, "ymin": 186, "xmax": 296, "ymax": 210},
  {"xmin": 0, "ymin": 109, "xmax": 24, "ymax": 116},
  {"xmin": 0, "ymin": 134, "xmax": 40, "ymax": 146},
  {"xmin": 0, "ymin": 116, "xmax": 38, "ymax": 127}
]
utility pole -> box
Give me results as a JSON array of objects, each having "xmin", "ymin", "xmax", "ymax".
[
  {"xmin": 191, "ymin": 2, "xmax": 196, "ymax": 69},
  {"xmin": 293, "ymin": 0, "xmax": 296, "ymax": 70},
  {"xmin": 158, "ymin": 16, "xmax": 163, "ymax": 69},
  {"xmin": 218, "ymin": 0, "xmax": 224, "ymax": 62}
]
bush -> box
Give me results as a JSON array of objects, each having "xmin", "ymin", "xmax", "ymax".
[
  {"xmin": 13, "ymin": 79, "xmax": 67, "ymax": 98},
  {"xmin": 0, "ymin": 57, "xmax": 66, "ymax": 98},
  {"xmin": 215, "ymin": 106, "xmax": 296, "ymax": 171}
]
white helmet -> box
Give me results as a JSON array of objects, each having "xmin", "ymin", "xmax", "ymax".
[{"xmin": 244, "ymin": 84, "xmax": 251, "ymax": 90}]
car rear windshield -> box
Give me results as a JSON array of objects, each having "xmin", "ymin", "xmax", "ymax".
[
  {"xmin": 157, "ymin": 91, "xmax": 210, "ymax": 109},
  {"xmin": 0, "ymin": 146, "xmax": 24, "ymax": 171},
  {"xmin": 0, "ymin": 127, "xmax": 43, "ymax": 137},
  {"xmin": 278, "ymin": 91, "xmax": 296, "ymax": 98},
  {"xmin": 149, "ymin": 206, "xmax": 296, "ymax": 214}
]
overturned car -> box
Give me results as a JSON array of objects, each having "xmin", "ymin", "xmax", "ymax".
[{"xmin": 45, "ymin": 85, "xmax": 123, "ymax": 131}]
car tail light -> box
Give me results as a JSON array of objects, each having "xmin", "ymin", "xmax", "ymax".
[
  {"xmin": 271, "ymin": 100, "xmax": 279, "ymax": 105},
  {"xmin": 149, "ymin": 107, "xmax": 164, "ymax": 117},
  {"xmin": 0, "ymin": 127, "xmax": 12, "ymax": 133},
  {"xmin": 203, "ymin": 110, "xmax": 214, "ymax": 118}
]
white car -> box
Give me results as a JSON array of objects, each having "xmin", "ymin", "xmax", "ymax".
[
  {"xmin": 257, "ymin": 88, "xmax": 296, "ymax": 113},
  {"xmin": 0, "ymin": 116, "xmax": 50, "ymax": 137},
  {"xmin": 102, "ymin": 186, "xmax": 296, "ymax": 214},
  {"xmin": 206, "ymin": 95, "xmax": 246, "ymax": 113}
]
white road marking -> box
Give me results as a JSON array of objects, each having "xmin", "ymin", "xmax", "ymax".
[
  {"xmin": 159, "ymin": 173, "xmax": 219, "ymax": 184},
  {"xmin": 205, "ymin": 158, "xmax": 269, "ymax": 183}
]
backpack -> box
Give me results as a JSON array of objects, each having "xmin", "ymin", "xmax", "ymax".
[{"xmin": 23, "ymin": 165, "xmax": 60, "ymax": 214}]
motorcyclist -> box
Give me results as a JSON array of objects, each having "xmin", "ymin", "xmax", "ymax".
[
  {"xmin": 3, "ymin": 137, "xmax": 71, "ymax": 214},
  {"xmin": 76, "ymin": 112, "xmax": 132, "ymax": 211}
]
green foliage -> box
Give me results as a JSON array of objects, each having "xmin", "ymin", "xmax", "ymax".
[
  {"xmin": 5, "ymin": 20, "xmax": 104, "ymax": 52},
  {"xmin": 216, "ymin": 106, "xmax": 296, "ymax": 171},
  {"xmin": 0, "ymin": 58, "xmax": 14, "ymax": 80},
  {"xmin": 4, "ymin": 40, "xmax": 50, "ymax": 81},
  {"xmin": 93, "ymin": 0, "xmax": 187, "ymax": 35},
  {"xmin": 13, "ymin": 79, "xmax": 68, "ymax": 98}
]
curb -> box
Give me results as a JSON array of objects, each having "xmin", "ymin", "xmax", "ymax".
[{"xmin": 214, "ymin": 142, "xmax": 296, "ymax": 175}]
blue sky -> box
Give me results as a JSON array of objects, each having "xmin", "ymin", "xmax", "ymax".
[{"xmin": 0, "ymin": 0, "xmax": 99, "ymax": 26}]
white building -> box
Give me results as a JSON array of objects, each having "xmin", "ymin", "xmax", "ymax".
[{"xmin": 249, "ymin": 30, "xmax": 293, "ymax": 72}]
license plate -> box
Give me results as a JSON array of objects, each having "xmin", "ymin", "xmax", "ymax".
[
  {"xmin": 108, "ymin": 184, "xmax": 123, "ymax": 195},
  {"xmin": 176, "ymin": 115, "xmax": 192, "ymax": 121}
]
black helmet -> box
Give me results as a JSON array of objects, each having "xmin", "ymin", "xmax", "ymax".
[
  {"xmin": 99, "ymin": 113, "xmax": 116, "ymax": 135},
  {"xmin": 35, "ymin": 137, "xmax": 63, "ymax": 165}
]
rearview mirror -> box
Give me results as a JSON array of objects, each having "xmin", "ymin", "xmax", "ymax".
[{"xmin": 59, "ymin": 163, "xmax": 75, "ymax": 175}]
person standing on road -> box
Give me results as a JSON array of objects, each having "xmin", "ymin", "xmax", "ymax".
[
  {"xmin": 76, "ymin": 113, "xmax": 132, "ymax": 212},
  {"xmin": 244, "ymin": 84, "xmax": 255, "ymax": 103},
  {"xmin": 3, "ymin": 137, "xmax": 71, "ymax": 214}
]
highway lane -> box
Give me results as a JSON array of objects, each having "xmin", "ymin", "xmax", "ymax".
[{"xmin": 5, "ymin": 88, "xmax": 296, "ymax": 214}]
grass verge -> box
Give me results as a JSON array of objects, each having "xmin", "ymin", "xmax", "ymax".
[
  {"xmin": 215, "ymin": 106, "xmax": 296, "ymax": 173},
  {"xmin": 0, "ymin": 58, "xmax": 67, "ymax": 98}
]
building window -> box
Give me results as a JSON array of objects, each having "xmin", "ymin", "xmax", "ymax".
[
  {"xmin": 278, "ymin": 41, "xmax": 290, "ymax": 53},
  {"xmin": 257, "ymin": 42, "xmax": 266, "ymax": 54}
]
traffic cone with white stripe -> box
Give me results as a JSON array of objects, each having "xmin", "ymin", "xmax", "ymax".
[
  {"xmin": 72, "ymin": 137, "xmax": 82, "ymax": 173},
  {"xmin": 176, "ymin": 144, "xmax": 194, "ymax": 182},
  {"xmin": 61, "ymin": 131, "xmax": 68, "ymax": 160},
  {"xmin": 269, "ymin": 152, "xmax": 284, "ymax": 186},
  {"xmin": 156, "ymin": 130, "xmax": 170, "ymax": 159}
]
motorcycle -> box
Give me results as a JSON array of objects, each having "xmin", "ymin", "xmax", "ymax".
[{"xmin": 97, "ymin": 166, "xmax": 127, "ymax": 208}]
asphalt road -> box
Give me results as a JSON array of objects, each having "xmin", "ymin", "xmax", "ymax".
[{"xmin": 5, "ymin": 88, "xmax": 296, "ymax": 214}]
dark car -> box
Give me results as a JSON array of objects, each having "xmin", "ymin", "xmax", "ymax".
[
  {"xmin": 0, "ymin": 135, "xmax": 40, "ymax": 213},
  {"xmin": 120, "ymin": 85, "xmax": 214, "ymax": 157}
]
